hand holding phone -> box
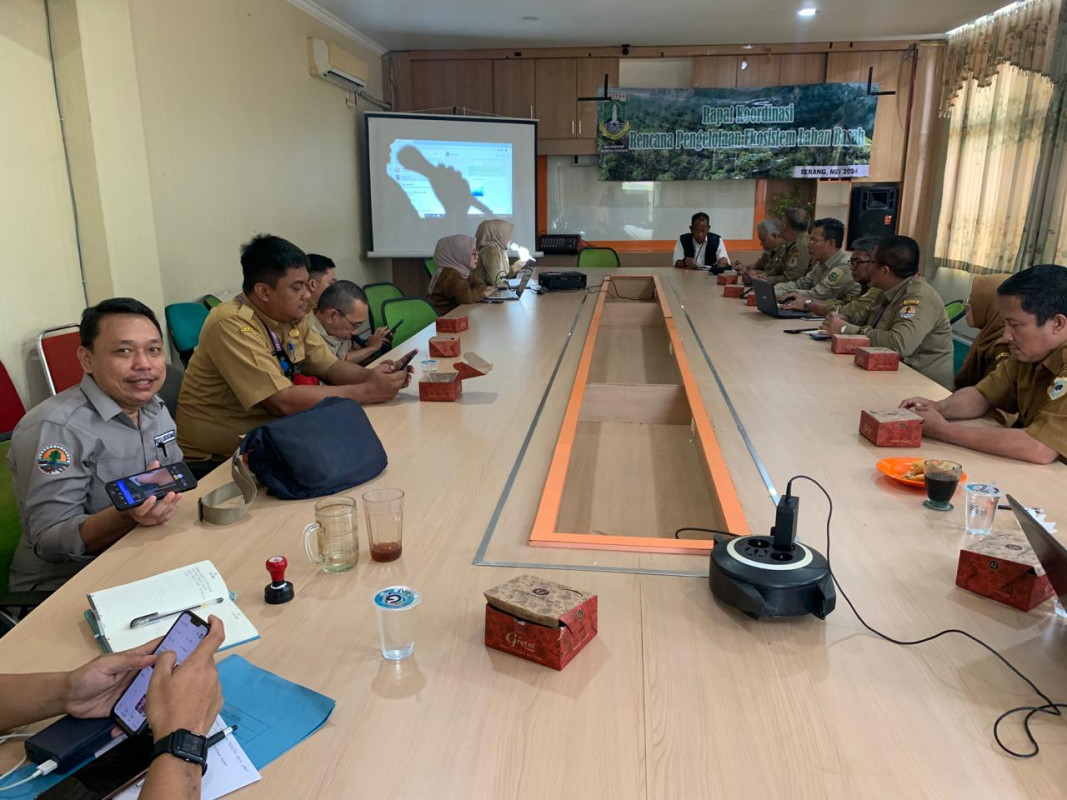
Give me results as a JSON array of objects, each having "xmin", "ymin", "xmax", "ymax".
[
  {"xmin": 111, "ymin": 611, "xmax": 211, "ymax": 736},
  {"xmin": 106, "ymin": 463, "xmax": 197, "ymax": 512},
  {"xmin": 387, "ymin": 318, "xmax": 405, "ymax": 336},
  {"xmin": 393, "ymin": 349, "xmax": 418, "ymax": 370}
]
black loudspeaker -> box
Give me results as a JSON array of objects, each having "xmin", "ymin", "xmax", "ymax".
[{"xmin": 847, "ymin": 183, "xmax": 899, "ymax": 248}]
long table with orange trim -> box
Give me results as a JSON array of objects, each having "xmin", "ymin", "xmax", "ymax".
[{"xmin": 2, "ymin": 268, "xmax": 1066, "ymax": 798}]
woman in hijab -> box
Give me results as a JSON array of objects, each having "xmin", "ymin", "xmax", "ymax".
[
  {"xmin": 475, "ymin": 219, "xmax": 526, "ymax": 287},
  {"xmin": 427, "ymin": 234, "xmax": 496, "ymax": 315},
  {"xmin": 954, "ymin": 273, "xmax": 1011, "ymax": 389}
]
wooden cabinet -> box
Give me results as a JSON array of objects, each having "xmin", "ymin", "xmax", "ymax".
[
  {"xmin": 692, "ymin": 56, "xmax": 737, "ymax": 88},
  {"xmin": 493, "ymin": 60, "xmax": 536, "ymax": 119},
  {"xmin": 533, "ymin": 57, "xmax": 619, "ymax": 141},
  {"xmin": 534, "ymin": 59, "xmax": 579, "ymax": 138},
  {"xmin": 737, "ymin": 54, "xmax": 781, "ymax": 88},
  {"xmin": 577, "ymin": 58, "xmax": 619, "ymax": 139},
  {"xmin": 410, "ymin": 59, "xmax": 493, "ymax": 114}
]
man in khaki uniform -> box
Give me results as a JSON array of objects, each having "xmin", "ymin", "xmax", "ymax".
[
  {"xmin": 763, "ymin": 208, "xmax": 811, "ymax": 285},
  {"xmin": 775, "ymin": 217, "xmax": 858, "ymax": 303},
  {"xmin": 177, "ymin": 235, "xmax": 411, "ymax": 474},
  {"xmin": 308, "ymin": 280, "xmax": 389, "ymax": 364},
  {"xmin": 824, "ymin": 235, "xmax": 953, "ymax": 387},
  {"xmin": 901, "ymin": 264, "xmax": 1067, "ymax": 464},
  {"xmin": 803, "ymin": 236, "xmax": 882, "ymax": 322},
  {"xmin": 737, "ymin": 219, "xmax": 782, "ymax": 278}
]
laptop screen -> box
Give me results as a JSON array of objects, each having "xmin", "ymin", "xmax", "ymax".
[{"xmin": 1007, "ymin": 495, "xmax": 1067, "ymax": 605}]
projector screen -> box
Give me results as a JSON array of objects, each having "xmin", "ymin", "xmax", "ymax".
[{"xmin": 364, "ymin": 113, "xmax": 538, "ymax": 258}]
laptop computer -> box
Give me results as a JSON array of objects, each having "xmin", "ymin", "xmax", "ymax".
[
  {"xmin": 483, "ymin": 269, "xmax": 532, "ymax": 303},
  {"xmin": 1007, "ymin": 494, "xmax": 1067, "ymax": 606},
  {"xmin": 751, "ymin": 278, "xmax": 807, "ymax": 319}
]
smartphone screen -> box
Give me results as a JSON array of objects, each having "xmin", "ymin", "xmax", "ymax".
[
  {"xmin": 37, "ymin": 735, "xmax": 154, "ymax": 800},
  {"xmin": 111, "ymin": 612, "xmax": 209, "ymax": 736},
  {"xmin": 107, "ymin": 464, "xmax": 196, "ymax": 510}
]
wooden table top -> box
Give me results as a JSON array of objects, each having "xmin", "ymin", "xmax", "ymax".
[{"xmin": 2, "ymin": 268, "xmax": 1066, "ymax": 798}]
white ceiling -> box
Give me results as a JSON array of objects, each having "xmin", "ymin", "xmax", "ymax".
[{"xmin": 312, "ymin": 0, "xmax": 1006, "ymax": 52}]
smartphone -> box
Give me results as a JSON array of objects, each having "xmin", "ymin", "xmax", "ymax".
[
  {"xmin": 783, "ymin": 328, "xmax": 819, "ymax": 335},
  {"xmin": 111, "ymin": 611, "xmax": 210, "ymax": 737},
  {"xmin": 809, "ymin": 331, "xmax": 833, "ymax": 341},
  {"xmin": 105, "ymin": 463, "xmax": 197, "ymax": 512},
  {"xmin": 387, "ymin": 318, "xmax": 405, "ymax": 335},
  {"xmin": 37, "ymin": 734, "xmax": 154, "ymax": 800},
  {"xmin": 394, "ymin": 349, "xmax": 418, "ymax": 369}
]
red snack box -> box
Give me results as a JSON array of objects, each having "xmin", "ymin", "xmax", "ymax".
[
  {"xmin": 854, "ymin": 346, "xmax": 900, "ymax": 371},
  {"xmin": 956, "ymin": 530, "xmax": 1056, "ymax": 611},
  {"xmin": 723, "ymin": 285, "xmax": 744, "ymax": 298},
  {"xmin": 746, "ymin": 293, "xmax": 757, "ymax": 306},
  {"xmin": 435, "ymin": 315, "xmax": 468, "ymax": 333},
  {"xmin": 858, "ymin": 408, "xmax": 923, "ymax": 447},
  {"xmin": 418, "ymin": 352, "xmax": 492, "ymax": 402},
  {"xmin": 830, "ymin": 334, "xmax": 870, "ymax": 354},
  {"xmin": 715, "ymin": 273, "xmax": 739, "ymax": 285},
  {"xmin": 428, "ymin": 335, "xmax": 460, "ymax": 358},
  {"xmin": 484, "ymin": 575, "xmax": 598, "ymax": 670}
]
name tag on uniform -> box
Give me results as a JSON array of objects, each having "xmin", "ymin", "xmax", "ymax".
[{"xmin": 154, "ymin": 430, "xmax": 177, "ymax": 447}]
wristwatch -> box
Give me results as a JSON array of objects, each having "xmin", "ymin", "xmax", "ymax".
[
  {"xmin": 152, "ymin": 729, "xmax": 208, "ymax": 774},
  {"xmin": 803, "ymin": 299, "xmax": 812, "ymax": 309}
]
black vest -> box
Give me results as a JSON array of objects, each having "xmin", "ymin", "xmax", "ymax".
[{"xmin": 680, "ymin": 232, "xmax": 722, "ymax": 262}]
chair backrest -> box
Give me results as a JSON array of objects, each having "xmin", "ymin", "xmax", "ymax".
[
  {"xmin": 202, "ymin": 294, "xmax": 222, "ymax": 309},
  {"xmin": 577, "ymin": 247, "xmax": 621, "ymax": 268},
  {"xmin": 424, "ymin": 258, "xmax": 438, "ymax": 277},
  {"xmin": 37, "ymin": 325, "xmax": 82, "ymax": 395},
  {"xmin": 945, "ymin": 299, "xmax": 967, "ymax": 325},
  {"xmin": 363, "ymin": 283, "xmax": 404, "ymax": 330},
  {"xmin": 159, "ymin": 364, "xmax": 184, "ymax": 419},
  {"xmin": 0, "ymin": 441, "xmax": 21, "ymax": 593},
  {"xmin": 0, "ymin": 361, "xmax": 26, "ymax": 439},
  {"xmin": 165, "ymin": 303, "xmax": 210, "ymax": 366},
  {"xmin": 953, "ymin": 337, "xmax": 971, "ymax": 376},
  {"xmin": 380, "ymin": 298, "xmax": 438, "ymax": 348}
]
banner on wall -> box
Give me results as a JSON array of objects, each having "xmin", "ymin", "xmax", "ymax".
[{"xmin": 597, "ymin": 83, "xmax": 878, "ymax": 181}]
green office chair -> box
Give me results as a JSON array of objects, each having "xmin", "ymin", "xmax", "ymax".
[
  {"xmin": 165, "ymin": 303, "xmax": 210, "ymax": 367},
  {"xmin": 363, "ymin": 283, "xmax": 404, "ymax": 330},
  {"xmin": 424, "ymin": 258, "xmax": 438, "ymax": 278},
  {"xmin": 380, "ymin": 298, "xmax": 438, "ymax": 348},
  {"xmin": 202, "ymin": 294, "xmax": 222, "ymax": 309},
  {"xmin": 945, "ymin": 299, "xmax": 967, "ymax": 325},
  {"xmin": 0, "ymin": 441, "xmax": 51, "ymax": 635},
  {"xmin": 577, "ymin": 247, "xmax": 621, "ymax": 268}
]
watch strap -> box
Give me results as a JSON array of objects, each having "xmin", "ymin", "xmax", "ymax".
[{"xmin": 152, "ymin": 729, "xmax": 208, "ymax": 775}]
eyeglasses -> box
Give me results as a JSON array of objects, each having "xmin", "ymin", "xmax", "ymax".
[
  {"xmin": 849, "ymin": 258, "xmax": 871, "ymax": 267},
  {"xmin": 341, "ymin": 313, "xmax": 365, "ymax": 330}
]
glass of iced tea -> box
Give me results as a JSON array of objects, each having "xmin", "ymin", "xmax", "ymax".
[
  {"xmin": 363, "ymin": 488, "xmax": 405, "ymax": 562},
  {"xmin": 922, "ymin": 460, "xmax": 963, "ymax": 511}
]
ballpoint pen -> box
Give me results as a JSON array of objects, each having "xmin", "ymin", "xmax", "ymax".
[{"xmin": 129, "ymin": 597, "xmax": 225, "ymax": 629}]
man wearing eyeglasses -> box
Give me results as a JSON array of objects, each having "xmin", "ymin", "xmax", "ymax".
[
  {"xmin": 821, "ymin": 235, "xmax": 954, "ymax": 388},
  {"xmin": 773, "ymin": 218, "xmax": 858, "ymax": 303},
  {"xmin": 782, "ymin": 236, "xmax": 882, "ymax": 319},
  {"xmin": 308, "ymin": 280, "xmax": 391, "ymax": 364}
]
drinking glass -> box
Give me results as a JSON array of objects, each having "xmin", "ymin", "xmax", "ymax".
[
  {"xmin": 303, "ymin": 496, "xmax": 359, "ymax": 572},
  {"xmin": 363, "ymin": 488, "xmax": 405, "ymax": 562},
  {"xmin": 922, "ymin": 460, "xmax": 962, "ymax": 511},
  {"xmin": 373, "ymin": 586, "xmax": 420, "ymax": 660},
  {"xmin": 964, "ymin": 483, "xmax": 1001, "ymax": 536}
]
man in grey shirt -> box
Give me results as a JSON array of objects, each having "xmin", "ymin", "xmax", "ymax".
[
  {"xmin": 306, "ymin": 280, "xmax": 389, "ymax": 364},
  {"xmin": 8, "ymin": 298, "xmax": 183, "ymax": 591}
]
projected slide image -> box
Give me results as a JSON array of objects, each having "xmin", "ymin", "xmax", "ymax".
[{"xmin": 387, "ymin": 139, "xmax": 513, "ymax": 223}]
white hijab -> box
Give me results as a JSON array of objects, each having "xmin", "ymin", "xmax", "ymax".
[{"xmin": 428, "ymin": 234, "xmax": 476, "ymax": 294}]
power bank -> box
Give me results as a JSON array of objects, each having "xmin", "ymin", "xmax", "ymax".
[{"xmin": 25, "ymin": 715, "xmax": 116, "ymax": 771}]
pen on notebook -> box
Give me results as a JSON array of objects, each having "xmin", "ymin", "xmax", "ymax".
[
  {"xmin": 129, "ymin": 597, "xmax": 225, "ymax": 629},
  {"xmin": 207, "ymin": 725, "xmax": 238, "ymax": 749}
]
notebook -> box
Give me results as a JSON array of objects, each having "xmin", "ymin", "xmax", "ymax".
[{"xmin": 85, "ymin": 560, "xmax": 259, "ymax": 653}]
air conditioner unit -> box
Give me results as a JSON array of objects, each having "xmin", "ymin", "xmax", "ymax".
[{"xmin": 308, "ymin": 37, "xmax": 367, "ymax": 91}]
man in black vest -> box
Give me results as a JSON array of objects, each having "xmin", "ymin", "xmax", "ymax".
[{"xmin": 673, "ymin": 212, "xmax": 729, "ymax": 270}]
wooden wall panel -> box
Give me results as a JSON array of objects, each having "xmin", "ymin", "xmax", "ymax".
[
  {"xmin": 493, "ymin": 60, "xmax": 535, "ymax": 119},
  {"xmin": 577, "ymin": 57, "xmax": 619, "ymax": 138},
  {"xmin": 736, "ymin": 54, "xmax": 781, "ymax": 87},
  {"xmin": 534, "ymin": 58, "xmax": 578, "ymax": 138},
  {"xmin": 410, "ymin": 59, "xmax": 493, "ymax": 114},
  {"xmin": 779, "ymin": 53, "xmax": 827, "ymax": 85},
  {"xmin": 692, "ymin": 56, "xmax": 737, "ymax": 88}
]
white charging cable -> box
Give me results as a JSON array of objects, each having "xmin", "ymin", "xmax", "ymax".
[{"xmin": 0, "ymin": 758, "xmax": 58, "ymax": 792}]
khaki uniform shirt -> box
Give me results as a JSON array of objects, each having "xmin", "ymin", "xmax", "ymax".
[
  {"xmin": 826, "ymin": 287, "xmax": 882, "ymax": 326},
  {"xmin": 975, "ymin": 344, "xmax": 1067, "ymax": 460},
  {"xmin": 751, "ymin": 241, "xmax": 785, "ymax": 273},
  {"xmin": 177, "ymin": 296, "xmax": 338, "ymax": 461},
  {"xmin": 765, "ymin": 234, "xmax": 810, "ymax": 285},
  {"xmin": 842, "ymin": 276, "xmax": 954, "ymax": 388},
  {"xmin": 7, "ymin": 375, "xmax": 180, "ymax": 592},
  {"xmin": 774, "ymin": 248, "xmax": 857, "ymax": 301},
  {"xmin": 428, "ymin": 267, "xmax": 487, "ymax": 315},
  {"xmin": 307, "ymin": 312, "xmax": 353, "ymax": 361}
]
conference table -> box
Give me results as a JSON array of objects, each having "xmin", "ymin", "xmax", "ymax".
[{"xmin": 2, "ymin": 268, "xmax": 1066, "ymax": 798}]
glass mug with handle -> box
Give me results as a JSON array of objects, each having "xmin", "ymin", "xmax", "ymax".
[{"xmin": 303, "ymin": 496, "xmax": 359, "ymax": 573}]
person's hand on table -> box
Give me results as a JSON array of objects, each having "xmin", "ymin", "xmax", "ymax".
[
  {"xmin": 127, "ymin": 461, "xmax": 181, "ymax": 527},
  {"xmin": 716, "ymin": 257, "xmax": 730, "ymax": 268},
  {"xmin": 733, "ymin": 259, "xmax": 746, "ymax": 273},
  {"xmin": 821, "ymin": 312, "xmax": 846, "ymax": 335},
  {"xmin": 683, "ymin": 257, "xmax": 699, "ymax": 270},
  {"xmin": 482, "ymin": 285, "xmax": 498, "ymax": 298},
  {"xmin": 909, "ymin": 405, "xmax": 950, "ymax": 438},
  {"xmin": 146, "ymin": 616, "xmax": 225, "ymax": 740},
  {"xmin": 63, "ymin": 638, "xmax": 162, "ymax": 719},
  {"xmin": 900, "ymin": 396, "xmax": 939, "ymax": 413},
  {"xmin": 369, "ymin": 364, "xmax": 410, "ymax": 398}
]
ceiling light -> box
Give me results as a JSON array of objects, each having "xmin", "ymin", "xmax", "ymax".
[
  {"xmin": 742, "ymin": 45, "xmax": 754, "ymax": 50},
  {"xmin": 797, "ymin": 7, "xmax": 817, "ymax": 17}
]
